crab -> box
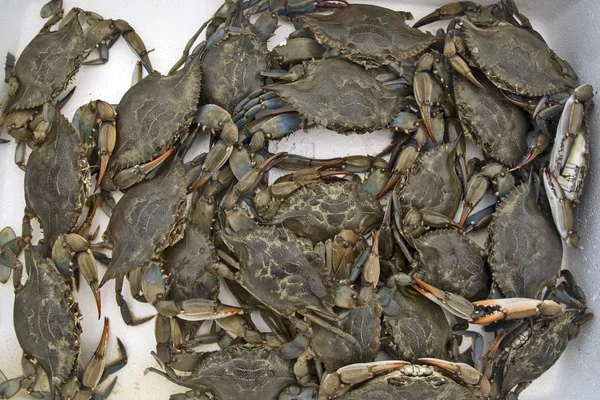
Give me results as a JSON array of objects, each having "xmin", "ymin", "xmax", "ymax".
[
  {"xmin": 149, "ymin": 344, "xmax": 317, "ymax": 400},
  {"xmin": 1, "ymin": 6, "xmax": 152, "ymax": 168},
  {"xmin": 445, "ymin": 17, "xmax": 577, "ymax": 98},
  {"xmin": 216, "ymin": 226, "xmax": 381, "ymax": 360},
  {"xmin": 254, "ymin": 179, "xmax": 385, "ymax": 244},
  {"xmin": 400, "ymin": 210, "xmax": 491, "ymax": 301},
  {"xmin": 379, "ymin": 282, "xmax": 452, "ymax": 362},
  {"xmin": 11, "ymin": 245, "xmax": 126, "ymax": 399},
  {"xmin": 22, "ymin": 110, "xmax": 101, "ymax": 315},
  {"xmin": 233, "ymin": 58, "xmax": 408, "ymax": 140},
  {"xmin": 453, "ymin": 70, "xmax": 531, "ymax": 167},
  {"xmin": 99, "ymin": 157, "xmax": 187, "ymax": 313},
  {"xmin": 198, "ymin": 0, "xmax": 272, "ymax": 114},
  {"xmin": 488, "ymin": 179, "xmax": 563, "ymax": 298},
  {"xmin": 285, "ymin": 4, "xmax": 440, "ymax": 69},
  {"xmin": 318, "ymin": 359, "xmax": 490, "ymax": 400},
  {"xmin": 486, "ymin": 309, "xmax": 593, "ymax": 399},
  {"xmin": 395, "ymin": 139, "xmax": 462, "ymax": 219}
]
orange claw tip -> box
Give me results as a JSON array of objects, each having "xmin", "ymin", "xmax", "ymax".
[
  {"xmin": 94, "ymin": 289, "xmax": 102, "ymax": 319},
  {"xmin": 471, "ymin": 311, "xmax": 504, "ymax": 325}
]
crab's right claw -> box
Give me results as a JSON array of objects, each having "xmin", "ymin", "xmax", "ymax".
[
  {"xmin": 472, "ymin": 298, "xmax": 563, "ymax": 324},
  {"xmin": 444, "ymin": 35, "xmax": 484, "ymax": 89},
  {"xmin": 419, "ymin": 358, "xmax": 491, "ymax": 397},
  {"xmin": 412, "ymin": 277, "xmax": 474, "ymax": 320}
]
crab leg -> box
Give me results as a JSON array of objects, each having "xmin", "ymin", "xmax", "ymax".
[{"xmin": 114, "ymin": 276, "xmax": 154, "ymax": 326}]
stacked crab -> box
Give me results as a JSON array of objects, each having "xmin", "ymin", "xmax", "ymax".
[{"xmin": 0, "ymin": 0, "xmax": 595, "ymax": 399}]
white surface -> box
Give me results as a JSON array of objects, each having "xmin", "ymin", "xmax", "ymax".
[{"xmin": 0, "ymin": 1, "xmax": 598, "ymax": 399}]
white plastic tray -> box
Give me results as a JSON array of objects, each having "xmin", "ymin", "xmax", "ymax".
[{"xmin": 0, "ymin": 1, "xmax": 598, "ymax": 399}]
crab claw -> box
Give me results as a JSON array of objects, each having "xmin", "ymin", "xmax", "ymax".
[
  {"xmin": 419, "ymin": 358, "xmax": 491, "ymax": 397},
  {"xmin": 413, "ymin": 2, "xmax": 493, "ymax": 28},
  {"xmin": 543, "ymin": 168, "xmax": 580, "ymax": 248},
  {"xmin": 317, "ymin": 0, "xmax": 348, "ymax": 9},
  {"xmin": 444, "ymin": 36, "xmax": 484, "ymax": 89},
  {"xmin": 413, "ymin": 73, "xmax": 438, "ymax": 145},
  {"xmin": 412, "ymin": 277, "xmax": 474, "ymax": 320},
  {"xmin": 510, "ymin": 133, "xmax": 550, "ymax": 171},
  {"xmin": 95, "ymin": 120, "xmax": 117, "ymax": 191},
  {"xmin": 155, "ymin": 298, "xmax": 242, "ymax": 321},
  {"xmin": 339, "ymin": 361, "xmax": 409, "ymax": 384},
  {"xmin": 82, "ymin": 317, "xmax": 109, "ymax": 390},
  {"xmin": 471, "ymin": 298, "xmax": 563, "ymax": 324}
]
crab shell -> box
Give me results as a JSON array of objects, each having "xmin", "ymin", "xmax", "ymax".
[
  {"xmin": 453, "ymin": 71, "xmax": 530, "ymax": 167},
  {"xmin": 497, "ymin": 311, "xmax": 582, "ymax": 398},
  {"xmin": 383, "ymin": 286, "xmax": 451, "ymax": 362},
  {"xmin": 311, "ymin": 296, "xmax": 382, "ymax": 372},
  {"xmin": 8, "ymin": 17, "xmax": 84, "ymax": 111},
  {"xmin": 397, "ymin": 140, "xmax": 462, "ymax": 218},
  {"xmin": 333, "ymin": 364, "xmax": 475, "ymax": 400},
  {"xmin": 222, "ymin": 225, "xmax": 335, "ymax": 318},
  {"xmin": 201, "ymin": 30, "xmax": 269, "ymax": 113},
  {"xmin": 488, "ymin": 181, "xmax": 562, "ymax": 298},
  {"xmin": 458, "ymin": 19, "xmax": 576, "ymax": 97},
  {"xmin": 14, "ymin": 247, "xmax": 82, "ymax": 396},
  {"xmin": 161, "ymin": 225, "xmax": 219, "ymax": 302},
  {"xmin": 413, "ymin": 229, "xmax": 491, "ymax": 301},
  {"xmin": 268, "ymin": 58, "xmax": 407, "ymax": 134},
  {"xmin": 263, "ymin": 181, "xmax": 384, "ymax": 244},
  {"xmin": 184, "ymin": 344, "xmax": 297, "ymax": 400},
  {"xmin": 24, "ymin": 113, "xmax": 90, "ymax": 256},
  {"xmin": 299, "ymin": 4, "xmax": 439, "ymax": 69},
  {"xmin": 101, "ymin": 158, "xmax": 187, "ymax": 286},
  {"xmin": 101, "ymin": 58, "xmax": 202, "ymax": 191}
]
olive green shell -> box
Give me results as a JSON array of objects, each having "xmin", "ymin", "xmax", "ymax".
[
  {"xmin": 187, "ymin": 345, "xmax": 296, "ymax": 400},
  {"xmin": 339, "ymin": 368, "xmax": 473, "ymax": 400},
  {"xmin": 269, "ymin": 59, "xmax": 406, "ymax": 134},
  {"xmin": 489, "ymin": 182, "xmax": 562, "ymax": 298},
  {"xmin": 223, "ymin": 226, "xmax": 334, "ymax": 317},
  {"xmin": 14, "ymin": 247, "xmax": 81, "ymax": 396},
  {"xmin": 300, "ymin": 4, "xmax": 439, "ymax": 68},
  {"xmin": 311, "ymin": 296, "xmax": 382, "ymax": 372},
  {"xmin": 398, "ymin": 141, "xmax": 462, "ymax": 218},
  {"xmin": 461, "ymin": 20, "xmax": 576, "ymax": 96},
  {"xmin": 201, "ymin": 31, "xmax": 268, "ymax": 114},
  {"xmin": 383, "ymin": 287, "xmax": 451, "ymax": 361},
  {"xmin": 105, "ymin": 58, "xmax": 201, "ymax": 181},
  {"xmin": 162, "ymin": 226, "xmax": 218, "ymax": 301},
  {"xmin": 9, "ymin": 17, "xmax": 84, "ymax": 111},
  {"xmin": 500, "ymin": 311, "xmax": 579, "ymax": 397},
  {"xmin": 102, "ymin": 158, "xmax": 187, "ymax": 286},
  {"xmin": 414, "ymin": 229, "xmax": 490, "ymax": 301},
  {"xmin": 453, "ymin": 72, "xmax": 530, "ymax": 167},
  {"xmin": 267, "ymin": 181, "xmax": 384, "ymax": 243},
  {"xmin": 24, "ymin": 113, "xmax": 89, "ymax": 256}
]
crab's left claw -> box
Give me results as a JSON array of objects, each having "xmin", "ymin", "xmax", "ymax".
[
  {"xmin": 419, "ymin": 358, "xmax": 491, "ymax": 398},
  {"xmin": 411, "ymin": 277, "xmax": 474, "ymax": 320},
  {"xmin": 413, "ymin": 2, "xmax": 494, "ymax": 28},
  {"xmin": 511, "ymin": 133, "xmax": 550, "ymax": 171}
]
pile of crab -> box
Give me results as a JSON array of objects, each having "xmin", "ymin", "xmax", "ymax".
[{"xmin": 0, "ymin": 0, "xmax": 595, "ymax": 399}]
